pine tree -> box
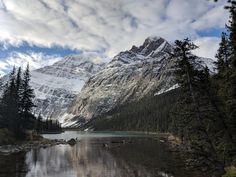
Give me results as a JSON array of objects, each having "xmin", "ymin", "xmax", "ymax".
[
  {"xmin": 20, "ymin": 64, "xmax": 35, "ymax": 129},
  {"xmin": 215, "ymin": 33, "xmax": 230, "ymax": 74},
  {"xmin": 223, "ymin": 1, "xmax": 236, "ymax": 143},
  {"xmin": 0, "ymin": 67, "xmax": 19, "ymax": 133},
  {"xmin": 227, "ymin": 1, "xmax": 236, "ymax": 66},
  {"xmin": 16, "ymin": 67, "xmax": 22, "ymax": 96},
  {"xmin": 0, "ymin": 78, "xmax": 3, "ymax": 128},
  {"xmin": 35, "ymin": 113, "xmax": 42, "ymax": 133},
  {"xmin": 172, "ymin": 39, "xmax": 225, "ymax": 176},
  {"xmin": 0, "ymin": 77, "xmax": 3, "ymax": 91},
  {"xmin": 15, "ymin": 67, "xmax": 23, "ymax": 116}
]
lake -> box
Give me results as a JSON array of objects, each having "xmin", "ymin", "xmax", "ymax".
[{"xmin": 0, "ymin": 131, "xmax": 207, "ymax": 177}]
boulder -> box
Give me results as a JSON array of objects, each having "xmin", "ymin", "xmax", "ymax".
[{"xmin": 67, "ymin": 138, "xmax": 76, "ymax": 146}]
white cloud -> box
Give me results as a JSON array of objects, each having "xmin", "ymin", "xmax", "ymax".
[
  {"xmin": 80, "ymin": 51, "xmax": 110, "ymax": 64},
  {"xmin": 193, "ymin": 37, "xmax": 221, "ymax": 59},
  {"xmin": 0, "ymin": 52, "xmax": 62, "ymax": 76},
  {"xmin": 192, "ymin": 4, "xmax": 229, "ymax": 30},
  {"xmin": 0, "ymin": 0, "xmax": 229, "ymax": 59}
]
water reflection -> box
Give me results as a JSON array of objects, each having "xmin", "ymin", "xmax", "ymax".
[
  {"xmin": 25, "ymin": 139, "xmax": 152, "ymax": 177},
  {"xmin": 0, "ymin": 133, "xmax": 207, "ymax": 177}
]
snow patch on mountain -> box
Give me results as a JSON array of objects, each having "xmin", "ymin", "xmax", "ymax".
[{"xmin": 154, "ymin": 84, "xmax": 179, "ymax": 96}]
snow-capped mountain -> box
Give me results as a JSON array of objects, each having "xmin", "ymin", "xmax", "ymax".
[
  {"xmin": 63, "ymin": 37, "xmax": 215, "ymax": 127},
  {"xmin": 0, "ymin": 54, "xmax": 106, "ymax": 120}
]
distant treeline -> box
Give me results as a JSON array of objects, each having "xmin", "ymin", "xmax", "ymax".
[{"xmin": 35, "ymin": 115, "xmax": 62, "ymax": 133}]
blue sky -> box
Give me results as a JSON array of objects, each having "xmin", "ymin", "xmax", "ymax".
[
  {"xmin": 0, "ymin": 0, "xmax": 229, "ymax": 75},
  {"xmin": 0, "ymin": 42, "xmax": 81, "ymax": 58}
]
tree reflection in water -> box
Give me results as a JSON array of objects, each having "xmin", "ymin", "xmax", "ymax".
[{"xmin": 25, "ymin": 139, "xmax": 153, "ymax": 177}]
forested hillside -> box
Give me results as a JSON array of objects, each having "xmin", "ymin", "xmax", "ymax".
[{"xmin": 89, "ymin": 89, "xmax": 179, "ymax": 132}]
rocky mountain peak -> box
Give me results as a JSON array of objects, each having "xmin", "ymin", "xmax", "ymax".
[
  {"xmin": 130, "ymin": 36, "xmax": 171, "ymax": 56},
  {"xmin": 112, "ymin": 36, "xmax": 172, "ymax": 65},
  {"xmin": 63, "ymin": 36, "xmax": 215, "ymax": 128}
]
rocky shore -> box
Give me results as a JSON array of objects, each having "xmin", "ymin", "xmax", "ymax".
[
  {"xmin": 0, "ymin": 139, "xmax": 68, "ymax": 154},
  {"xmin": 0, "ymin": 137, "xmax": 82, "ymax": 155}
]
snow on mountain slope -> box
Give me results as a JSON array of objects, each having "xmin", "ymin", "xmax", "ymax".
[
  {"xmin": 63, "ymin": 37, "xmax": 215, "ymax": 128},
  {"xmin": 31, "ymin": 55, "xmax": 106, "ymax": 120},
  {"xmin": 0, "ymin": 54, "xmax": 106, "ymax": 120}
]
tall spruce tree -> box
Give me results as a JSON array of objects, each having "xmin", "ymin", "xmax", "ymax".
[
  {"xmin": 227, "ymin": 1, "xmax": 236, "ymax": 140},
  {"xmin": 16, "ymin": 67, "xmax": 22, "ymax": 112},
  {"xmin": 15, "ymin": 67, "xmax": 24, "ymax": 131},
  {"xmin": 0, "ymin": 67, "xmax": 19, "ymax": 134},
  {"xmin": 172, "ymin": 39, "xmax": 225, "ymax": 176},
  {"xmin": 20, "ymin": 64, "xmax": 35, "ymax": 129},
  {"xmin": 215, "ymin": 32, "xmax": 230, "ymax": 74},
  {"xmin": 217, "ymin": 0, "xmax": 236, "ymax": 144},
  {"xmin": 0, "ymin": 79, "xmax": 3, "ymax": 128},
  {"xmin": 212, "ymin": 0, "xmax": 236, "ymax": 145}
]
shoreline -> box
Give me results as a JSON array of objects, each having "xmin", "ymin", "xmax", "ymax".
[
  {"xmin": 0, "ymin": 138, "xmax": 67, "ymax": 154},
  {"xmin": 0, "ymin": 130, "xmax": 171, "ymax": 154}
]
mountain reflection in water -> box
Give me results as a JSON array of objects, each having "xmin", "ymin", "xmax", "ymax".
[
  {"xmin": 25, "ymin": 139, "xmax": 152, "ymax": 177},
  {"xmin": 0, "ymin": 132, "xmax": 208, "ymax": 177}
]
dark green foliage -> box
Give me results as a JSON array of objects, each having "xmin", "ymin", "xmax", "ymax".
[
  {"xmin": 20, "ymin": 64, "xmax": 35, "ymax": 129},
  {"xmin": 215, "ymin": 33, "xmax": 230, "ymax": 74},
  {"xmin": 35, "ymin": 114, "xmax": 62, "ymax": 133},
  {"xmin": 0, "ymin": 65, "xmax": 36, "ymax": 139},
  {"xmin": 89, "ymin": 89, "xmax": 179, "ymax": 132},
  {"xmin": 213, "ymin": 0, "xmax": 236, "ymax": 148},
  {"xmin": 225, "ymin": 1, "xmax": 236, "ymax": 144},
  {"xmin": 0, "ymin": 67, "xmax": 20, "ymax": 135},
  {"xmin": 0, "ymin": 79, "xmax": 3, "ymax": 128},
  {"xmin": 172, "ymin": 39, "xmax": 226, "ymax": 176}
]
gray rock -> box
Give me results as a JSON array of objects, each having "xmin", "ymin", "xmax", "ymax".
[{"xmin": 67, "ymin": 138, "xmax": 76, "ymax": 146}]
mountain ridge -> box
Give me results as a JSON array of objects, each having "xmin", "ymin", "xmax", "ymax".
[
  {"xmin": 63, "ymin": 37, "xmax": 214, "ymax": 127},
  {"xmin": 0, "ymin": 37, "xmax": 215, "ymax": 128},
  {"xmin": 0, "ymin": 54, "xmax": 106, "ymax": 120}
]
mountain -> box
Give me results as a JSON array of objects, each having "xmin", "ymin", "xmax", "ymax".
[
  {"xmin": 0, "ymin": 54, "xmax": 106, "ymax": 120},
  {"xmin": 63, "ymin": 37, "xmax": 215, "ymax": 127}
]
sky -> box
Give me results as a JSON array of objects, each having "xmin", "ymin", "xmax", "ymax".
[{"xmin": 0, "ymin": 0, "xmax": 229, "ymax": 75}]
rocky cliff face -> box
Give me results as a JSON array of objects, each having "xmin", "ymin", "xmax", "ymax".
[
  {"xmin": 63, "ymin": 37, "xmax": 215, "ymax": 127},
  {"xmin": 31, "ymin": 55, "xmax": 106, "ymax": 120},
  {"xmin": 63, "ymin": 37, "xmax": 183, "ymax": 127},
  {"xmin": 0, "ymin": 54, "xmax": 106, "ymax": 121}
]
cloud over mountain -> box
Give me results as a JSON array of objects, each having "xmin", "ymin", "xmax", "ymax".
[{"xmin": 0, "ymin": 0, "xmax": 229, "ymax": 60}]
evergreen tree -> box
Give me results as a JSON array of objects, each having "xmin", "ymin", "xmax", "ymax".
[
  {"xmin": 0, "ymin": 77, "xmax": 2, "ymax": 91},
  {"xmin": 15, "ymin": 67, "xmax": 23, "ymax": 117},
  {"xmin": 227, "ymin": 1, "xmax": 236, "ymax": 67},
  {"xmin": 172, "ymin": 39, "xmax": 225, "ymax": 176},
  {"xmin": 0, "ymin": 67, "xmax": 19, "ymax": 134},
  {"xmin": 20, "ymin": 64, "xmax": 35, "ymax": 129},
  {"xmin": 35, "ymin": 113, "xmax": 42, "ymax": 133},
  {"xmin": 0, "ymin": 78, "xmax": 3, "ymax": 128},
  {"xmin": 16, "ymin": 67, "xmax": 22, "ymax": 97},
  {"xmin": 220, "ymin": 1, "xmax": 236, "ymax": 144},
  {"xmin": 215, "ymin": 32, "xmax": 230, "ymax": 74}
]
